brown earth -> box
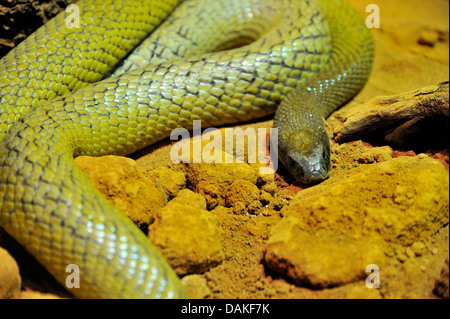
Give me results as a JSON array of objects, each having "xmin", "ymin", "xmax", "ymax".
[
  {"xmin": 0, "ymin": 0, "xmax": 76, "ymax": 58},
  {"xmin": 0, "ymin": 0, "xmax": 449, "ymax": 299}
]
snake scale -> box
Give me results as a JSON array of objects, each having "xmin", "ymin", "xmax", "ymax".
[{"xmin": 0, "ymin": 0, "xmax": 373, "ymax": 298}]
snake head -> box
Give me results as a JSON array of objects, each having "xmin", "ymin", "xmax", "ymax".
[{"xmin": 278, "ymin": 127, "xmax": 331, "ymax": 184}]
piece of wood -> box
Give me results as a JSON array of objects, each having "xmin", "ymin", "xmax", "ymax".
[{"xmin": 336, "ymin": 81, "xmax": 449, "ymax": 149}]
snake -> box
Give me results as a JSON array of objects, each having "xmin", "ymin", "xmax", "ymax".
[{"xmin": 0, "ymin": 0, "xmax": 373, "ymax": 298}]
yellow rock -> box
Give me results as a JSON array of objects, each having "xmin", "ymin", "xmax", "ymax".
[
  {"xmin": 262, "ymin": 183, "xmax": 278, "ymax": 196},
  {"xmin": 75, "ymin": 155, "xmax": 167, "ymax": 228},
  {"xmin": 148, "ymin": 189, "xmax": 223, "ymax": 275},
  {"xmin": 265, "ymin": 155, "xmax": 449, "ymax": 288},
  {"xmin": 0, "ymin": 247, "xmax": 21, "ymax": 299},
  {"xmin": 14, "ymin": 291, "xmax": 63, "ymax": 299},
  {"xmin": 381, "ymin": 225, "xmax": 448, "ymax": 299},
  {"xmin": 146, "ymin": 166, "xmax": 186, "ymax": 199},
  {"xmin": 169, "ymin": 188, "xmax": 207, "ymax": 210},
  {"xmin": 318, "ymin": 281, "xmax": 383, "ymax": 299},
  {"xmin": 225, "ymin": 179, "xmax": 261, "ymax": 215},
  {"xmin": 434, "ymin": 258, "xmax": 449, "ymax": 298},
  {"xmin": 332, "ymin": 140, "xmax": 393, "ymax": 169},
  {"xmin": 265, "ymin": 219, "xmax": 386, "ymax": 288},
  {"xmin": 181, "ymin": 274, "xmax": 211, "ymax": 299},
  {"xmin": 186, "ymin": 161, "xmax": 257, "ymax": 209}
]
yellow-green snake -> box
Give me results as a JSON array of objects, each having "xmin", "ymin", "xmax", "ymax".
[{"xmin": 0, "ymin": 0, "xmax": 373, "ymax": 298}]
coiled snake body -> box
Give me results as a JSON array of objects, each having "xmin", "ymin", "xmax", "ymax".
[{"xmin": 0, "ymin": 0, "xmax": 373, "ymax": 298}]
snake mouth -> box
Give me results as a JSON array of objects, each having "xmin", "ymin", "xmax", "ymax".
[
  {"xmin": 284, "ymin": 146, "xmax": 330, "ymax": 184},
  {"xmin": 301, "ymin": 162, "xmax": 329, "ymax": 184}
]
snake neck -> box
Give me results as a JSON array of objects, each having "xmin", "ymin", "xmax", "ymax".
[{"xmin": 273, "ymin": 0, "xmax": 375, "ymax": 184}]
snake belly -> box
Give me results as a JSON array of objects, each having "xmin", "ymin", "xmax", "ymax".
[{"xmin": 0, "ymin": 0, "xmax": 373, "ymax": 298}]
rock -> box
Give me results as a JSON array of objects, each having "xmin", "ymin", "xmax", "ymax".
[
  {"xmin": 264, "ymin": 155, "xmax": 449, "ymax": 288},
  {"xmin": 411, "ymin": 241, "xmax": 427, "ymax": 257},
  {"xmin": 146, "ymin": 166, "xmax": 186, "ymax": 199},
  {"xmin": 148, "ymin": 189, "xmax": 223, "ymax": 275},
  {"xmin": 75, "ymin": 155, "xmax": 166, "ymax": 228},
  {"xmin": 360, "ymin": 146, "xmax": 394, "ymax": 164},
  {"xmin": 265, "ymin": 223, "xmax": 386, "ymax": 288},
  {"xmin": 381, "ymin": 225, "xmax": 449, "ymax": 299},
  {"xmin": 14, "ymin": 291, "xmax": 63, "ymax": 299},
  {"xmin": 318, "ymin": 281, "xmax": 383, "ymax": 299},
  {"xmin": 434, "ymin": 258, "xmax": 449, "ymax": 298},
  {"xmin": 371, "ymin": 146, "xmax": 394, "ymax": 162},
  {"xmin": 186, "ymin": 161, "xmax": 257, "ymax": 209},
  {"xmin": 169, "ymin": 188, "xmax": 207, "ymax": 210},
  {"xmin": 332, "ymin": 141, "xmax": 394, "ymax": 169},
  {"xmin": 0, "ymin": 247, "xmax": 21, "ymax": 299},
  {"xmin": 181, "ymin": 275, "xmax": 211, "ymax": 299},
  {"xmin": 257, "ymin": 167, "xmax": 276, "ymax": 185},
  {"xmin": 195, "ymin": 181, "xmax": 223, "ymax": 209},
  {"xmin": 225, "ymin": 179, "xmax": 261, "ymax": 215},
  {"xmin": 262, "ymin": 183, "xmax": 278, "ymax": 196},
  {"xmin": 267, "ymin": 189, "xmax": 294, "ymax": 211},
  {"xmin": 417, "ymin": 27, "xmax": 446, "ymax": 47},
  {"xmin": 259, "ymin": 190, "xmax": 272, "ymax": 206}
]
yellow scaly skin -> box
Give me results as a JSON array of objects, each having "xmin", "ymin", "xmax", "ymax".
[
  {"xmin": 0, "ymin": 0, "xmax": 184, "ymax": 138},
  {"xmin": 0, "ymin": 0, "xmax": 373, "ymax": 298}
]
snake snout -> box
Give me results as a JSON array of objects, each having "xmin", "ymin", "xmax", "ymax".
[
  {"xmin": 286, "ymin": 145, "xmax": 330, "ymax": 184},
  {"xmin": 278, "ymin": 126, "xmax": 332, "ymax": 185}
]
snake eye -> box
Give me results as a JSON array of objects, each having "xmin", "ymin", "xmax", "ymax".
[
  {"xmin": 288, "ymin": 156, "xmax": 296, "ymax": 166},
  {"xmin": 288, "ymin": 155, "xmax": 301, "ymax": 169},
  {"xmin": 322, "ymin": 149, "xmax": 331, "ymax": 171},
  {"xmin": 286, "ymin": 154, "xmax": 305, "ymax": 181}
]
